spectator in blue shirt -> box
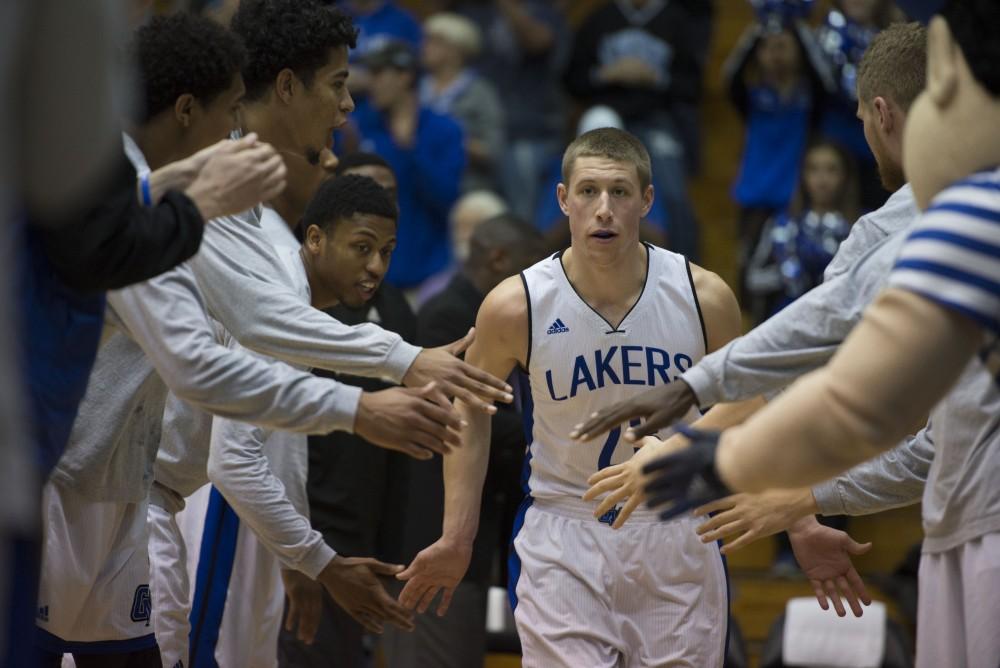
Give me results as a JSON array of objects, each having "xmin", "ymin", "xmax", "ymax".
[
  {"xmin": 724, "ymin": 1, "xmax": 834, "ymax": 312},
  {"xmin": 336, "ymin": 0, "xmax": 422, "ymax": 97},
  {"xmin": 346, "ymin": 40, "xmax": 466, "ymax": 291}
]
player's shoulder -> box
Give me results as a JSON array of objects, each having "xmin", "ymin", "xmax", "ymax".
[
  {"xmin": 480, "ymin": 274, "xmax": 529, "ymax": 326},
  {"xmin": 687, "ymin": 262, "xmax": 741, "ymax": 351}
]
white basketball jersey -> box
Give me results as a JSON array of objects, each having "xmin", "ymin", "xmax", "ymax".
[{"xmin": 519, "ymin": 244, "xmax": 706, "ymax": 504}]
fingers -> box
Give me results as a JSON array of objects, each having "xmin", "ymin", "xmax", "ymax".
[
  {"xmin": 436, "ymin": 586, "xmax": 455, "ymax": 617},
  {"xmin": 845, "ymin": 568, "xmax": 872, "ymax": 607},
  {"xmin": 585, "ymin": 465, "xmax": 624, "ymax": 488},
  {"xmin": 692, "ymin": 495, "xmax": 740, "ymax": 518},
  {"xmin": 363, "ymin": 559, "xmax": 406, "ymax": 577},
  {"xmin": 416, "ymin": 585, "xmax": 440, "ymax": 614},
  {"xmin": 581, "ymin": 474, "xmax": 621, "ymax": 502},
  {"xmin": 846, "ymin": 539, "xmax": 874, "ymax": 556},
  {"xmin": 837, "ymin": 575, "xmax": 864, "ymax": 618},
  {"xmin": 299, "ymin": 597, "xmax": 321, "ymax": 643},
  {"xmin": 719, "ymin": 526, "xmax": 759, "ymax": 554},
  {"xmin": 593, "ymin": 486, "xmax": 630, "ymax": 519},
  {"xmin": 570, "ymin": 406, "xmax": 634, "ymax": 441},
  {"xmin": 373, "ymin": 587, "xmax": 415, "ymax": 631},
  {"xmin": 695, "ymin": 509, "xmax": 735, "ymax": 535},
  {"xmin": 611, "ymin": 495, "xmax": 642, "ymax": 529},
  {"xmin": 823, "ymin": 579, "xmax": 847, "ymax": 617},
  {"xmin": 810, "ymin": 578, "xmax": 830, "ymax": 611},
  {"xmin": 397, "ymin": 577, "xmax": 428, "ymax": 610},
  {"xmin": 700, "ymin": 519, "xmax": 747, "ymax": 546},
  {"xmin": 445, "ymin": 328, "xmax": 476, "ymax": 356}
]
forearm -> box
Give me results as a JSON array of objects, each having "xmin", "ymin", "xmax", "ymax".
[
  {"xmin": 682, "ymin": 274, "xmax": 867, "ymax": 407},
  {"xmin": 207, "ymin": 425, "xmax": 334, "ymax": 579},
  {"xmin": 108, "ymin": 273, "xmax": 361, "ymax": 434},
  {"xmin": 812, "ymin": 431, "xmax": 932, "ymax": 516},
  {"xmin": 692, "ymin": 396, "xmax": 767, "ymax": 430},
  {"xmin": 441, "ymin": 402, "xmax": 492, "ymax": 547},
  {"xmin": 192, "ymin": 221, "xmax": 421, "ymax": 382},
  {"xmin": 147, "ymin": 159, "xmax": 199, "ymax": 204},
  {"xmin": 40, "ymin": 161, "xmax": 204, "ymax": 292},
  {"xmin": 717, "ymin": 290, "xmax": 979, "ymax": 492}
]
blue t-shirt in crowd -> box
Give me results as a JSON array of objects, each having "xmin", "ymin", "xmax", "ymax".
[
  {"xmin": 732, "ymin": 85, "xmax": 811, "ymax": 210},
  {"xmin": 340, "ymin": 0, "xmax": 421, "ymax": 57},
  {"xmin": 346, "ymin": 99, "xmax": 465, "ymax": 289},
  {"xmin": 771, "ymin": 209, "xmax": 851, "ymax": 309}
]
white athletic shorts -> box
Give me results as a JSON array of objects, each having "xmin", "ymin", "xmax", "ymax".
[
  {"xmin": 916, "ymin": 532, "xmax": 1000, "ymax": 668},
  {"xmin": 36, "ymin": 481, "xmax": 156, "ymax": 654},
  {"xmin": 510, "ymin": 498, "xmax": 728, "ymax": 668},
  {"xmin": 154, "ymin": 483, "xmax": 285, "ymax": 668}
]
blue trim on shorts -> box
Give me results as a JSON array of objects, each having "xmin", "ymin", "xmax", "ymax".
[
  {"xmin": 34, "ymin": 628, "xmax": 158, "ymax": 654},
  {"xmin": 708, "ymin": 510, "xmax": 733, "ymax": 663},
  {"xmin": 507, "ymin": 371, "xmax": 535, "ymax": 612},
  {"xmin": 188, "ymin": 487, "xmax": 240, "ymax": 668}
]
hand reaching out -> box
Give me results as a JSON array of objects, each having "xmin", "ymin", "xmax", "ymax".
[
  {"xmin": 788, "ymin": 516, "xmax": 873, "ymax": 617},
  {"xmin": 281, "ymin": 569, "xmax": 323, "ymax": 645}
]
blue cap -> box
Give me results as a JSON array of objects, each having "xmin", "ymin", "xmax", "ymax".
[{"xmin": 894, "ymin": 0, "xmax": 947, "ymax": 23}]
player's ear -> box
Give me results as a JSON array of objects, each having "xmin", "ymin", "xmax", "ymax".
[
  {"xmin": 173, "ymin": 94, "xmax": 195, "ymax": 129},
  {"xmin": 641, "ymin": 184, "xmax": 654, "ymax": 217},
  {"xmin": 556, "ymin": 183, "xmax": 570, "ymax": 217},
  {"xmin": 926, "ymin": 16, "xmax": 958, "ymax": 109},
  {"xmin": 275, "ymin": 68, "xmax": 297, "ymax": 105},
  {"xmin": 872, "ymin": 96, "xmax": 894, "ymax": 135},
  {"xmin": 304, "ymin": 224, "xmax": 324, "ymax": 253}
]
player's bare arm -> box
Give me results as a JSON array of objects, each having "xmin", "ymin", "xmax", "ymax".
[
  {"xmin": 571, "ymin": 264, "xmax": 747, "ymax": 443},
  {"xmin": 397, "ymin": 275, "xmax": 527, "ymax": 616},
  {"xmin": 402, "ymin": 327, "xmax": 515, "ymax": 414},
  {"xmin": 715, "ymin": 288, "xmax": 980, "ymax": 493}
]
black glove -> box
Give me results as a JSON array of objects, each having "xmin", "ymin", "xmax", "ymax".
[{"xmin": 641, "ymin": 425, "xmax": 732, "ymax": 521}]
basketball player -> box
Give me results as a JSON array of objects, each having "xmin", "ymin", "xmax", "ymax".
[
  {"xmin": 575, "ymin": 21, "xmax": 926, "ymax": 531},
  {"xmin": 398, "ymin": 127, "xmax": 742, "ymax": 667},
  {"xmin": 191, "ymin": 175, "xmax": 413, "ymax": 667}
]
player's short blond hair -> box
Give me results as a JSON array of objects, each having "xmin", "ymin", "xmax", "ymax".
[
  {"xmin": 857, "ymin": 22, "xmax": 927, "ymax": 112},
  {"xmin": 561, "ymin": 127, "xmax": 652, "ymax": 191}
]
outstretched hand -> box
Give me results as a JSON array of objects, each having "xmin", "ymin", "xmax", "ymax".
[
  {"xmin": 693, "ymin": 488, "xmax": 818, "ymax": 554},
  {"xmin": 318, "ymin": 555, "xmax": 414, "ymax": 634},
  {"xmin": 396, "ymin": 538, "xmax": 472, "ymax": 617},
  {"xmin": 788, "ymin": 516, "xmax": 873, "ymax": 617},
  {"xmin": 403, "ymin": 328, "xmax": 513, "ymax": 415},
  {"xmin": 583, "ymin": 436, "xmax": 682, "ymax": 529},
  {"xmin": 355, "ymin": 383, "xmax": 463, "ymax": 460},
  {"xmin": 570, "ymin": 381, "xmax": 698, "ymax": 443},
  {"xmin": 642, "ymin": 426, "xmax": 731, "ymax": 520}
]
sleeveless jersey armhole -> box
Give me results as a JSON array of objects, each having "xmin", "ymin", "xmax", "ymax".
[
  {"xmin": 519, "ymin": 271, "xmax": 532, "ymax": 373},
  {"xmin": 685, "ymin": 259, "xmax": 709, "ymax": 354}
]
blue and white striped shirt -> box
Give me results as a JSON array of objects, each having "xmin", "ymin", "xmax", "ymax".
[{"xmin": 890, "ymin": 168, "xmax": 1000, "ymax": 335}]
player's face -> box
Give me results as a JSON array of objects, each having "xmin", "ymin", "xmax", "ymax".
[
  {"xmin": 184, "ymin": 74, "xmax": 245, "ymax": 154},
  {"xmin": 312, "ymin": 214, "xmax": 397, "ymax": 308},
  {"xmin": 342, "ymin": 165, "xmax": 398, "ymax": 203},
  {"xmin": 802, "ymin": 146, "xmax": 845, "ymax": 211},
  {"xmin": 557, "ymin": 157, "xmax": 653, "ymax": 259},
  {"xmin": 289, "ymin": 46, "xmax": 355, "ymax": 156},
  {"xmin": 857, "ymin": 98, "xmax": 904, "ymax": 191}
]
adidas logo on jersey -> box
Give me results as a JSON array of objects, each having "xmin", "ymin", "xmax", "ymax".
[{"xmin": 546, "ymin": 318, "xmax": 569, "ymax": 335}]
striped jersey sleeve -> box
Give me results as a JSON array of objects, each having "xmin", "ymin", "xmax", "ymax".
[{"xmin": 889, "ymin": 169, "xmax": 1000, "ymax": 335}]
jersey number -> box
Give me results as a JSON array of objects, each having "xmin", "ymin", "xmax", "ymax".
[{"xmin": 597, "ymin": 418, "xmax": 642, "ymax": 471}]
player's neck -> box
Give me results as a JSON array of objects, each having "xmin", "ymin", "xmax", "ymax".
[
  {"xmin": 131, "ymin": 122, "xmax": 184, "ymax": 171},
  {"xmin": 562, "ymin": 242, "xmax": 648, "ymax": 318}
]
